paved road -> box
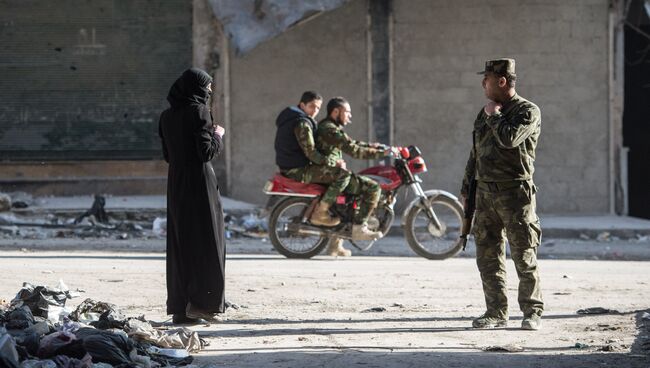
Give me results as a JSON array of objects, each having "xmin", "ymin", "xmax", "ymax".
[
  {"xmin": 2, "ymin": 235, "xmax": 649, "ymax": 261},
  {"xmin": 1, "ymin": 250, "xmax": 648, "ymax": 367}
]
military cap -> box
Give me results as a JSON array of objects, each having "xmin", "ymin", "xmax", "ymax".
[{"xmin": 477, "ymin": 58, "xmax": 516, "ymax": 76}]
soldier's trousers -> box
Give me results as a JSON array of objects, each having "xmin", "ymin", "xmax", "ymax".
[
  {"xmin": 284, "ymin": 165, "xmax": 380, "ymax": 224},
  {"xmin": 473, "ymin": 180, "xmax": 544, "ymax": 319}
]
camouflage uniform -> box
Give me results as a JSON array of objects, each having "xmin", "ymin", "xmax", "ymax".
[
  {"xmin": 283, "ymin": 120, "xmax": 352, "ymax": 205},
  {"xmin": 316, "ymin": 118, "xmax": 388, "ymax": 224},
  {"xmin": 461, "ymin": 60, "xmax": 544, "ymax": 320}
]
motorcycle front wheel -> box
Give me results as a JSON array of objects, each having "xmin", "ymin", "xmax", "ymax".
[
  {"xmin": 404, "ymin": 192, "xmax": 464, "ymax": 260},
  {"xmin": 268, "ymin": 197, "xmax": 329, "ymax": 258}
]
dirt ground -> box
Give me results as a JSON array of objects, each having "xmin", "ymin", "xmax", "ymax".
[{"xmin": 1, "ymin": 250, "xmax": 649, "ymax": 367}]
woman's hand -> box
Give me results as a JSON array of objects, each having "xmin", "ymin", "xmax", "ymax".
[{"xmin": 214, "ymin": 124, "xmax": 225, "ymax": 138}]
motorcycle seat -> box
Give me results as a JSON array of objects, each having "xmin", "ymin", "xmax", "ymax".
[{"xmin": 268, "ymin": 173, "xmax": 326, "ymax": 196}]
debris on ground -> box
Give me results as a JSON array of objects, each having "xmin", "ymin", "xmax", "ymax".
[
  {"xmin": 636, "ymin": 235, "xmax": 649, "ymax": 243},
  {"xmin": 11, "ymin": 282, "xmax": 74, "ymax": 322},
  {"xmin": 224, "ymin": 212, "xmax": 268, "ymax": 239},
  {"xmin": 361, "ymin": 307, "xmax": 387, "ymax": 313},
  {"xmin": 573, "ymin": 342, "xmax": 590, "ymax": 349},
  {"xmin": 577, "ymin": 307, "xmax": 621, "ymax": 315},
  {"xmin": 1, "ymin": 200, "xmax": 272, "ymax": 244},
  {"xmin": 225, "ymin": 301, "xmax": 240, "ymax": 310},
  {"xmin": 0, "ymin": 206, "xmax": 157, "ymax": 242},
  {"xmin": 9, "ymin": 192, "xmax": 36, "ymax": 209},
  {"xmin": 596, "ymin": 232, "xmax": 611, "ymax": 242},
  {"xmin": 0, "ymin": 193, "xmax": 12, "ymax": 212},
  {"xmin": 152, "ymin": 217, "xmax": 167, "ymax": 236},
  {"xmin": 598, "ymin": 343, "xmax": 626, "ymax": 352},
  {"xmin": 74, "ymin": 195, "xmax": 109, "ymax": 224},
  {"xmin": 482, "ymin": 344, "xmax": 525, "ymax": 352},
  {"xmin": 1, "ymin": 282, "xmax": 206, "ymax": 367}
]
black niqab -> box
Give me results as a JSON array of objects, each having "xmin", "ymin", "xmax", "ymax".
[{"xmin": 167, "ymin": 68, "xmax": 213, "ymax": 108}]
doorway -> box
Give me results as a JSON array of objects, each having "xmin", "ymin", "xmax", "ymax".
[{"xmin": 623, "ymin": 20, "xmax": 650, "ymax": 219}]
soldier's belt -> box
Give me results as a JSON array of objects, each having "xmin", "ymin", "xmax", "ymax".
[{"xmin": 477, "ymin": 180, "xmax": 523, "ymax": 192}]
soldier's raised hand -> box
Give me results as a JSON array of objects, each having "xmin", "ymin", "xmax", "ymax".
[{"xmin": 484, "ymin": 101, "xmax": 502, "ymax": 116}]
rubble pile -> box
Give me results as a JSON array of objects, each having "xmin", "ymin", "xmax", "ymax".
[
  {"xmin": 0, "ymin": 192, "xmax": 269, "ymax": 242},
  {"xmin": 0, "ymin": 282, "xmax": 207, "ymax": 367}
]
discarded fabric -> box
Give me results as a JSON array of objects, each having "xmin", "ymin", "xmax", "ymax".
[
  {"xmin": 482, "ymin": 344, "xmax": 525, "ymax": 352},
  {"xmin": 11, "ymin": 283, "xmax": 72, "ymax": 321}
]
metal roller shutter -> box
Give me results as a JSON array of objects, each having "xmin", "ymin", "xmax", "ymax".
[{"xmin": 0, "ymin": 0, "xmax": 192, "ymax": 160}]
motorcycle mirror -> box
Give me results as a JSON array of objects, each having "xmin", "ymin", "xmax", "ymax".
[
  {"xmin": 400, "ymin": 147, "xmax": 410, "ymax": 159},
  {"xmin": 408, "ymin": 145, "xmax": 422, "ymax": 158}
]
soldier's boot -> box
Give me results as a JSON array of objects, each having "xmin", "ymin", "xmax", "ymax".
[
  {"xmin": 472, "ymin": 313, "xmax": 508, "ymax": 329},
  {"xmin": 521, "ymin": 313, "xmax": 542, "ymax": 330},
  {"xmin": 351, "ymin": 223, "xmax": 382, "ymax": 241},
  {"xmin": 326, "ymin": 238, "xmax": 352, "ymax": 257},
  {"xmin": 310, "ymin": 201, "xmax": 340, "ymax": 227}
]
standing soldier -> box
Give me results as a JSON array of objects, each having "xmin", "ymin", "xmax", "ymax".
[
  {"xmin": 317, "ymin": 97, "xmax": 398, "ymax": 242},
  {"xmin": 461, "ymin": 59, "xmax": 544, "ymax": 330}
]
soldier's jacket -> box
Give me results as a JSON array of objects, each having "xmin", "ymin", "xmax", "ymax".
[
  {"xmin": 461, "ymin": 93, "xmax": 541, "ymax": 196},
  {"xmin": 294, "ymin": 120, "xmax": 336, "ymax": 167},
  {"xmin": 316, "ymin": 118, "xmax": 387, "ymax": 163}
]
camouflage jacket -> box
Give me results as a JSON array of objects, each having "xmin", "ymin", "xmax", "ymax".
[
  {"xmin": 294, "ymin": 120, "xmax": 336, "ymax": 166},
  {"xmin": 315, "ymin": 118, "xmax": 388, "ymax": 164},
  {"xmin": 461, "ymin": 93, "xmax": 541, "ymax": 196}
]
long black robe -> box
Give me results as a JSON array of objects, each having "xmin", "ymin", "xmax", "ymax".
[{"xmin": 158, "ymin": 68, "xmax": 225, "ymax": 315}]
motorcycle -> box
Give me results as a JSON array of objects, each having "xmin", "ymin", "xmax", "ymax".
[{"xmin": 262, "ymin": 145, "xmax": 464, "ymax": 260}]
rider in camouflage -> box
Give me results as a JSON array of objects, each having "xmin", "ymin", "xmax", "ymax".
[{"xmin": 316, "ymin": 97, "xmax": 399, "ymax": 241}]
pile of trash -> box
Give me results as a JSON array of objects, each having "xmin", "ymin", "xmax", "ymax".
[{"xmin": 1, "ymin": 282, "xmax": 206, "ymax": 367}]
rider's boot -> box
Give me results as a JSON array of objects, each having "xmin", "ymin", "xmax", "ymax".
[
  {"xmin": 351, "ymin": 223, "xmax": 382, "ymax": 241},
  {"xmin": 310, "ymin": 201, "xmax": 340, "ymax": 227},
  {"xmin": 326, "ymin": 238, "xmax": 352, "ymax": 257}
]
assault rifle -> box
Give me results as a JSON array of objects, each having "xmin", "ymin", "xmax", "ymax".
[{"xmin": 459, "ymin": 178, "xmax": 476, "ymax": 251}]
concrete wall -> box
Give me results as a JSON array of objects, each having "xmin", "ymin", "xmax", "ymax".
[
  {"xmin": 392, "ymin": 0, "xmax": 610, "ymax": 213},
  {"xmin": 227, "ymin": 0, "xmax": 370, "ymax": 203},
  {"xmin": 223, "ymin": 0, "xmax": 611, "ymax": 213}
]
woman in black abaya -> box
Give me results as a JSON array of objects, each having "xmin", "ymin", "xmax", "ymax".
[{"xmin": 159, "ymin": 68, "xmax": 226, "ymax": 324}]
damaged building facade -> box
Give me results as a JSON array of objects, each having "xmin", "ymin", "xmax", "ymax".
[{"xmin": 1, "ymin": 0, "xmax": 648, "ymax": 217}]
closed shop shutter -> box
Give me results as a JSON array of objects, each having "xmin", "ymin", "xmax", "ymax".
[{"xmin": 0, "ymin": 0, "xmax": 192, "ymax": 160}]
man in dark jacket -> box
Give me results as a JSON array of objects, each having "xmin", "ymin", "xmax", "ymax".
[
  {"xmin": 159, "ymin": 68, "xmax": 226, "ymax": 324},
  {"xmin": 274, "ymin": 91, "xmax": 354, "ymax": 255}
]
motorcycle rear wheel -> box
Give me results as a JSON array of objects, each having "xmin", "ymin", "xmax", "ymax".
[
  {"xmin": 404, "ymin": 192, "xmax": 464, "ymax": 260},
  {"xmin": 268, "ymin": 197, "xmax": 329, "ymax": 258}
]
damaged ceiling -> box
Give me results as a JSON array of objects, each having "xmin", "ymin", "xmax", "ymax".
[{"xmin": 207, "ymin": 0, "xmax": 351, "ymax": 54}]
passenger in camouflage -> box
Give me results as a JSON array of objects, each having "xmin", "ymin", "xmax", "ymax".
[
  {"xmin": 316, "ymin": 97, "xmax": 399, "ymax": 241},
  {"xmin": 461, "ymin": 58, "xmax": 544, "ymax": 330},
  {"xmin": 274, "ymin": 91, "xmax": 351, "ymax": 234}
]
